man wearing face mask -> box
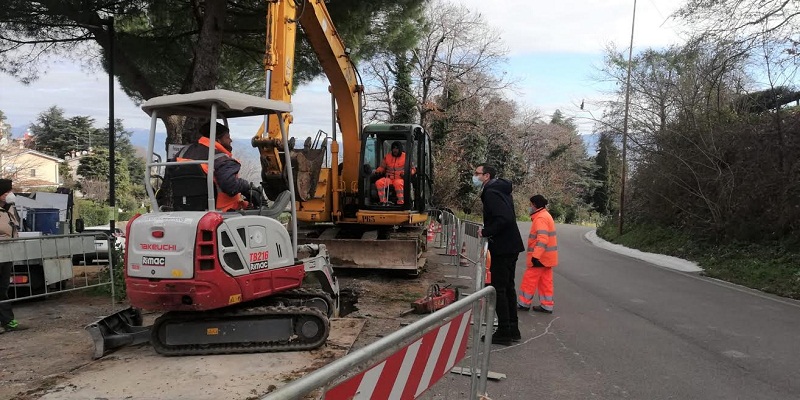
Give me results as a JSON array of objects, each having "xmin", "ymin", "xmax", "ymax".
[
  {"xmin": 0, "ymin": 178, "xmax": 23, "ymax": 333},
  {"xmin": 473, "ymin": 163, "xmax": 525, "ymax": 345},
  {"xmin": 517, "ymin": 194, "xmax": 558, "ymax": 313}
]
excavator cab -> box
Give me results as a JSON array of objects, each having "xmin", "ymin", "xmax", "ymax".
[{"xmin": 358, "ymin": 124, "xmax": 433, "ymax": 213}]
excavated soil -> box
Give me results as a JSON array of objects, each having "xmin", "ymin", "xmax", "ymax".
[{"xmin": 0, "ymin": 249, "xmax": 469, "ymax": 400}]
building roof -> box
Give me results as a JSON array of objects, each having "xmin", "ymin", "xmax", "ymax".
[{"xmin": 19, "ymin": 149, "xmax": 64, "ymax": 163}]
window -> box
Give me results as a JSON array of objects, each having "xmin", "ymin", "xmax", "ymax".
[{"xmin": 30, "ymin": 169, "xmax": 36, "ymax": 177}]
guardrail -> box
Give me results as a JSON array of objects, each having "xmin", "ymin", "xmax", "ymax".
[
  {"xmin": 0, "ymin": 233, "xmax": 118, "ymax": 302},
  {"xmin": 262, "ymin": 286, "xmax": 497, "ymax": 400}
]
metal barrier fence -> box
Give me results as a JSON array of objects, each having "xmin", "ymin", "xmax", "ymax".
[
  {"xmin": 263, "ymin": 286, "xmax": 497, "ymax": 400},
  {"xmin": 426, "ymin": 210, "xmax": 486, "ymax": 287},
  {"xmin": 0, "ymin": 233, "xmax": 117, "ymax": 302},
  {"xmin": 431, "ymin": 209, "xmax": 459, "ymax": 266}
]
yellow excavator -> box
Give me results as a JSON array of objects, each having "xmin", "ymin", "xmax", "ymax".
[{"xmin": 253, "ymin": 0, "xmax": 433, "ymax": 274}]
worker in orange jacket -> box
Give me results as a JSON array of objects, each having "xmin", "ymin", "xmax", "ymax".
[
  {"xmin": 374, "ymin": 141, "xmax": 415, "ymax": 205},
  {"xmin": 161, "ymin": 122, "xmax": 262, "ymax": 212},
  {"xmin": 517, "ymin": 194, "xmax": 558, "ymax": 313}
]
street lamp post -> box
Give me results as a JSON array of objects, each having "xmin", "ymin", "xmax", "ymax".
[{"xmin": 619, "ymin": 0, "xmax": 637, "ymax": 236}]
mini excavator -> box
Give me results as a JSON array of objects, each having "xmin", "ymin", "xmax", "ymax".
[{"xmin": 86, "ymin": 90, "xmax": 339, "ymax": 357}]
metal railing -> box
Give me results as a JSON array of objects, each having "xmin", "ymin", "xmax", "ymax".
[
  {"xmin": 263, "ymin": 286, "xmax": 497, "ymax": 400},
  {"xmin": 0, "ymin": 233, "xmax": 117, "ymax": 302}
]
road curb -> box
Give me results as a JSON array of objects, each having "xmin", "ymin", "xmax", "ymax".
[{"xmin": 584, "ymin": 230, "xmax": 703, "ymax": 273}]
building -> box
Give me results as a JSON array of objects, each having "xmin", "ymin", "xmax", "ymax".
[{"xmin": 0, "ymin": 138, "xmax": 64, "ymax": 191}]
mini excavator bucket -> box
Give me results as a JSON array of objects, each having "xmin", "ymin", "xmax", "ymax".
[{"xmin": 85, "ymin": 307, "xmax": 151, "ymax": 359}]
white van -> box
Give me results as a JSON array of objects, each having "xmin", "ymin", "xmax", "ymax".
[{"xmin": 73, "ymin": 225, "xmax": 126, "ymax": 264}]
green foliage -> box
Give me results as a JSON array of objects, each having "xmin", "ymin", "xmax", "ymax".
[
  {"xmin": 295, "ymin": 0, "xmax": 426, "ymax": 85},
  {"xmin": 391, "ymin": 51, "xmax": 416, "ymax": 124},
  {"xmin": 93, "ymin": 240, "xmax": 127, "ymax": 301},
  {"xmin": 76, "ymin": 150, "xmax": 110, "ymax": 181},
  {"xmin": 590, "ymin": 132, "xmax": 620, "ymax": 216},
  {"xmin": 119, "ymin": 208, "xmax": 144, "ymax": 222},
  {"xmin": 75, "ymin": 199, "xmax": 109, "ymax": 226}
]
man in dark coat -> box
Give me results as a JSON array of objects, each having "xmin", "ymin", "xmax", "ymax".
[{"xmin": 474, "ymin": 163, "xmax": 525, "ymax": 345}]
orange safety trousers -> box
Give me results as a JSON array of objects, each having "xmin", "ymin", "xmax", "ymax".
[
  {"xmin": 518, "ymin": 266, "xmax": 554, "ymax": 310},
  {"xmin": 376, "ymin": 177, "xmax": 405, "ymax": 204}
]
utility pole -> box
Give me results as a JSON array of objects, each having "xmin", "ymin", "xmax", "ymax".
[
  {"xmin": 619, "ymin": 0, "xmax": 637, "ymax": 236},
  {"xmin": 106, "ymin": 15, "xmax": 116, "ymax": 233}
]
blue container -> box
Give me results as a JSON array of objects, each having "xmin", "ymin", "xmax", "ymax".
[{"xmin": 30, "ymin": 208, "xmax": 60, "ymax": 235}]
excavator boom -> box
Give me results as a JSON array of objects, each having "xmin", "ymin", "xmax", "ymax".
[{"xmin": 254, "ymin": 0, "xmax": 431, "ymax": 273}]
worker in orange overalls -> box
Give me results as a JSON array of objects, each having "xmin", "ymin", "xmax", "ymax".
[
  {"xmin": 517, "ymin": 194, "xmax": 558, "ymax": 313},
  {"xmin": 374, "ymin": 141, "xmax": 415, "ymax": 205}
]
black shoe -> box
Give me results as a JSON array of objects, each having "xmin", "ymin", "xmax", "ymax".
[
  {"xmin": 481, "ymin": 333, "xmax": 512, "ymax": 346},
  {"xmin": 531, "ymin": 305, "xmax": 553, "ymax": 314},
  {"xmin": 517, "ymin": 304, "xmax": 530, "ymax": 311},
  {"xmin": 510, "ymin": 328, "xmax": 521, "ymax": 342}
]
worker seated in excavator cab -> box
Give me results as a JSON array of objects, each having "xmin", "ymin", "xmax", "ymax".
[
  {"xmin": 372, "ymin": 141, "xmax": 416, "ymax": 206},
  {"xmin": 156, "ymin": 122, "xmax": 263, "ymax": 212}
]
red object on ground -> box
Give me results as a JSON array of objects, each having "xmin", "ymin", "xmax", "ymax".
[{"xmin": 411, "ymin": 284, "xmax": 458, "ymax": 314}]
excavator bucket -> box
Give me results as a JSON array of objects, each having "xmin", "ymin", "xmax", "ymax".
[
  {"xmin": 298, "ymin": 236, "xmax": 423, "ymax": 273},
  {"xmin": 85, "ymin": 307, "xmax": 151, "ymax": 359}
]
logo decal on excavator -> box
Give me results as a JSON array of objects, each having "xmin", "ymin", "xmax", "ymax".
[
  {"xmin": 250, "ymin": 261, "xmax": 269, "ymax": 271},
  {"xmin": 142, "ymin": 256, "xmax": 166, "ymax": 266},
  {"xmin": 140, "ymin": 243, "xmax": 177, "ymax": 251},
  {"xmin": 250, "ymin": 250, "xmax": 269, "ymax": 263}
]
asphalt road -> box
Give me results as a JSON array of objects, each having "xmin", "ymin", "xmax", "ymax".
[{"xmin": 427, "ymin": 223, "xmax": 800, "ymax": 399}]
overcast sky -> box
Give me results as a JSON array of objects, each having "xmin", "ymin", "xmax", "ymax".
[{"xmin": 0, "ymin": 0, "xmax": 688, "ymax": 144}]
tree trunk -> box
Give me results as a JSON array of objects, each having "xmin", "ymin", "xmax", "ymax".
[{"xmin": 154, "ymin": 0, "xmax": 229, "ymax": 147}]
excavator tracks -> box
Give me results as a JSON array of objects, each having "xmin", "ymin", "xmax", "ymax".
[
  {"xmin": 263, "ymin": 288, "xmax": 337, "ymax": 317},
  {"xmin": 150, "ymin": 305, "xmax": 329, "ymax": 356}
]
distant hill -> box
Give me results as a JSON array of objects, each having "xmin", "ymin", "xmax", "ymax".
[{"xmin": 10, "ymin": 125, "xmax": 27, "ymax": 138}]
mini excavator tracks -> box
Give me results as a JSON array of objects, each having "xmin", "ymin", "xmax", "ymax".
[{"xmin": 151, "ymin": 305, "xmax": 329, "ymax": 356}]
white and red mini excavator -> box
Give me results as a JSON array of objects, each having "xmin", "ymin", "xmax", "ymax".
[{"xmin": 85, "ymin": 90, "xmax": 339, "ymax": 357}]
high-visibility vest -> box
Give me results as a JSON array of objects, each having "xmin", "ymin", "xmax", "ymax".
[
  {"xmin": 176, "ymin": 137, "xmax": 246, "ymax": 212},
  {"xmin": 527, "ymin": 208, "xmax": 558, "ymax": 267},
  {"xmin": 376, "ymin": 152, "xmax": 415, "ymax": 180},
  {"xmin": 485, "ymin": 250, "xmax": 492, "ymax": 284}
]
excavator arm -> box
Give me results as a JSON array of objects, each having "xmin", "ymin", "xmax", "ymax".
[
  {"xmin": 254, "ymin": 0, "xmax": 362, "ymax": 221},
  {"xmin": 253, "ymin": 1, "xmax": 430, "ymax": 274}
]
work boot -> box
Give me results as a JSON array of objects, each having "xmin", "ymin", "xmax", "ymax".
[
  {"xmin": 517, "ymin": 303, "xmax": 530, "ymax": 311},
  {"xmin": 531, "ymin": 305, "xmax": 553, "ymax": 314},
  {"xmin": 510, "ymin": 325, "xmax": 521, "ymax": 342},
  {"xmin": 1, "ymin": 319, "xmax": 27, "ymax": 333},
  {"xmin": 481, "ymin": 331, "xmax": 512, "ymax": 346}
]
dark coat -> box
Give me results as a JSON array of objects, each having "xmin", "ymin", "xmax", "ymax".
[
  {"xmin": 181, "ymin": 142, "xmax": 250, "ymax": 196},
  {"xmin": 480, "ymin": 178, "xmax": 524, "ymax": 256}
]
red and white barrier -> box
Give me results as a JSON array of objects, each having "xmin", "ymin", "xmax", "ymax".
[
  {"xmin": 326, "ymin": 309, "xmax": 473, "ymax": 400},
  {"xmin": 426, "ymin": 221, "xmax": 438, "ymax": 243},
  {"xmin": 446, "ymin": 228, "xmax": 457, "ymax": 256}
]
